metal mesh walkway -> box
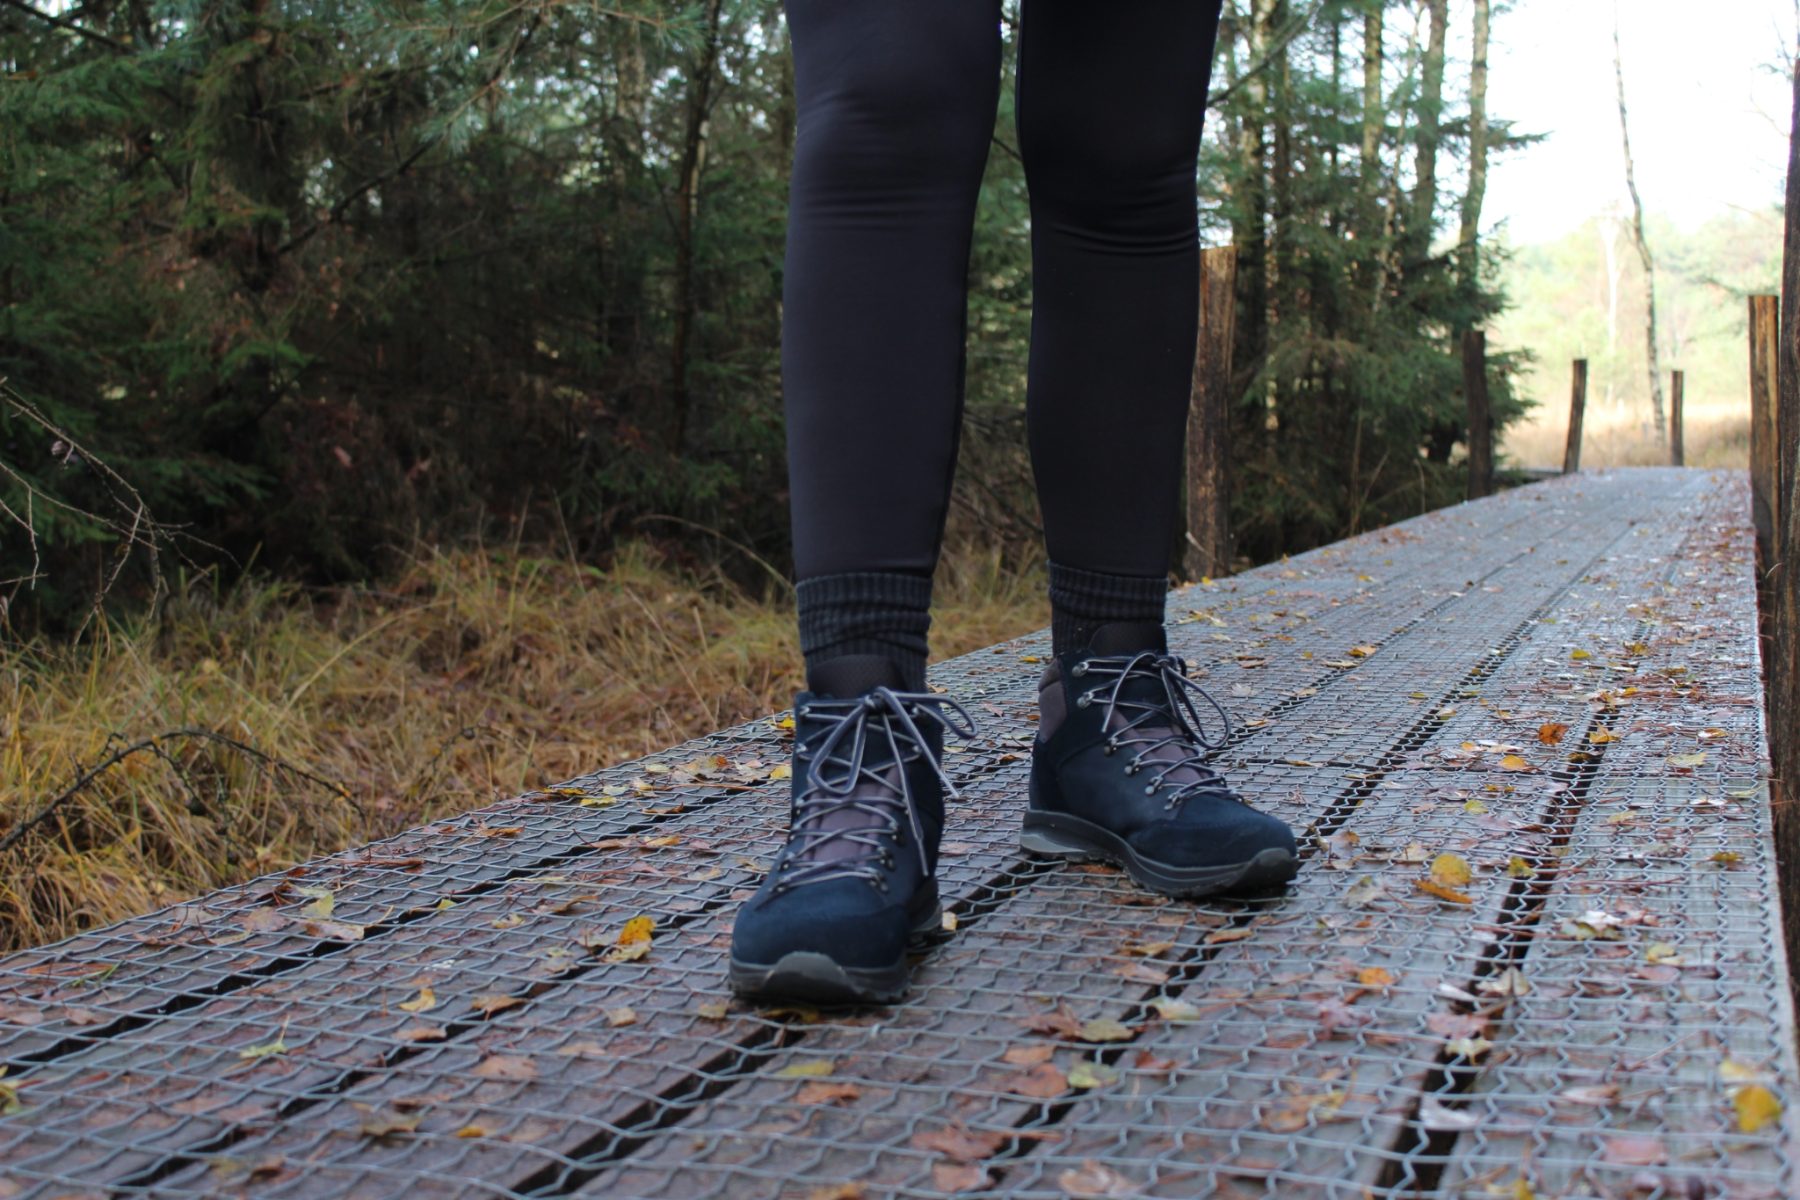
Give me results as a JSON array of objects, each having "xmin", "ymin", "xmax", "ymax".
[{"xmin": 2, "ymin": 468, "xmax": 1792, "ymax": 1199}]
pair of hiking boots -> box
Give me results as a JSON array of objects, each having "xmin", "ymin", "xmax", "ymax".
[{"xmin": 728, "ymin": 621, "xmax": 1298, "ymax": 1005}]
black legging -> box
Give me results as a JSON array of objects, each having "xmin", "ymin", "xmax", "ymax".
[{"xmin": 781, "ymin": 0, "xmax": 1224, "ymax": 583}]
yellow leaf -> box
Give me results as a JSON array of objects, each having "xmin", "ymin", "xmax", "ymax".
[
  {"xmin": 1734, "ymin": 1084, "xmax": 1782, "ymax": 1134},
  {"xmin": 238, "ymin": 1035, "xmax": 287, "ymax": 1060},
  {"xmin": 1067, "ymin": 1060, "xmax": 1119, "ymax": 1089},
  {"xmin": 606, "ymin": 1006, "xmax": 638, "ymax": 1027},
  {"xmin": 1080, "ymin": 1018, "xmax": 1134, "ymax": 1043},
  {"xmin": 1357, "ymin": 966, "xmax": 1395, "ymax": 988},
  {"xmin": 1570, "ymin": 649, "xmax": 1591, "ymax": 660},
  {"xmin": 1537, "ymin": 723, "xmax": 1568, "ymax": 745},
  {"xmin": 1429, "ymin": 853, "xmax": 1473, "ymax": 888},
  {"xmin": 1348, "ymin": 644, "xmax": 1378, "ymax": 657},
  {"xmin": 774, "ymin": 1060, "xmax": 835, "ymax": 1079},
  {"xmin": 1416, "ymin": 879, "xmax": 1474, "ymax": 905},
  {"xmin": 1668, "ymin": 752, "xmax": 1707, "ymax": 768},
  {"xmin": 398, "ymin": 987, "xmax": 437, "ymax": 1014},
  {"xmin": 1588, "ymin": 727, "xmax": 1620, "ymax": 744},
  {"xmin": 768, "ymin": 763, "xmax": 793, "ymax": 782},
  {"xmin": 1498, "ymin": 754, "xmax": 1531, "ymax": 772},
  {"xmin": 298, "ymin": 886, "xmax": 334, "ymax": 919},
  {"xmin": 1721, "ymin": 1059, "xmax": 1764, "ymax": 1085},
  {"xmin": 772, "ymin": 715, "xmax": 795, "ymax": 731},
  {"xmin": 1645, "ymin": 942, "xmax": 1683, "ymax": 964},
  {"xmin": 1464, "ymin": 798, "xmax": 1489, "ymax": 814},
  {"xmin": 1507, "ymin": 856, "xmax": 1535, "ymax": 879}
]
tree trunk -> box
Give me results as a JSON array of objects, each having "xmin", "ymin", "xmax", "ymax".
[
  {"xmin": 1408, "ymin": 0, "xmax": 1447, "ymax": 261},
  {"xmin": 1457, "ymin": 0, "xmax": 1489, "ymax": 284},
  {"xmin": 669, "ymin": 0, "xmax": 726, "ymax": 455},
  {"xmin": 1772, "ymin": 35, "xmax": 1800, "ymax": 1000},
  {"xmin": 1359, "ymin": 1, "xmax": 1382, "ymax": 212},
  {"xmin": 1613, "ymin": 11, "xmax": 1667, "ymax": 439}
]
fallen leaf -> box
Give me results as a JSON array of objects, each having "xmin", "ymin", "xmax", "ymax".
[
  {"xmin": 491, "ymin": 914, "xmax": 526, "ymax": 930},
  {"xmin": 1429, "ymin": 853, "xmax": 1472, "ymax": 888},
  {"xmin": 1425, "ymin": 1012, "xmax": 1487, "ymax": 1039},
  {"xmin": 473, "ymin": 1054, "xmax": 536, "ymax": 1081},
  {"xmin": 1207, "ymin": 927, "xmax": 1255, "ymax": 945},
  {"xmin": 298, "ymin": 886, "xmax": 334, "ymax": 919},
  {"xmin": 357, "ymin": 1108, "xmax": 421, "ymax": 1138},
  {"xmin": 1587, "ymin": 727, "xmax": 1620, "ymax": 745},
  {"xmin": 1017, "ymin": 1006, "xmax": 1085, "ymax": 1040},
  {"xmin": 1478, "ymin": 967, "xmax": 1530, "ymax": 997},
  {"xmin": 695, "ymin": 999, "xmax": 729, "ymax": 1020},
  {"xmin": 1356, "ymin": 966, "xmax": 1395, "ymax": 988},
  {"xmin": 1570, "ymin": 649, "xmax": 1592, "ymax": 661},
  {"xmin": 1003, "ymin": 1044, "xmax": 1056, "ymax": 1066},
  {"xmin": 1067, "ymin": 1061, "xmax": 1118, "ymax": 1090},
  {"xmin": 1002, "ymin": 1062, "xmax": 1068, "ymax": 1098},
  {"xmin": 396, "ymin": 1024, "xmax": 446, "ymax": 1043},
  {"xmin": 1558, "ymin": 1084, "xmax": 1619, "ymax": 1106},
  {"xmin": 774, "ymin": 1060, "xmax": 835, "ymax": 1079},
  {"xmin": 1349, "ymin": 644, "xmax": 1378, "ymax": 657},
  {"xmin": 1346, "ymin": 875, "xmax": 1387, "ymax": 906},
  {"xmin": 237, "ymin": 1035, "xmax": 287, "ymax": 1061},
  {"xmin": 397, "ymin": 987, "xmax": 437, "ymax": 1014},
  {"xmin": 605, "ymin": 1006, "xmax": 638, "ymax": 1027},
  {"xmin": 604, "ymin": 915, "xmax": 654, "ymax": 963},
  {"xmin": 931, "ymin": 1164, "xmax": 992, "ymax": 1193},
  {"xmin": 1418, "ymin": 1096, "xmax": 1479, "ymax": 1131},
  {"xmin": 1416, "ymin": 879, "xmax": 1473, "ymax": 905},
  {"xmin": 1668, "ymin": 752, "xmax": 1707, "ymax": 769},
  {"xmin": 1445, "ymin": 1036, "xmax": 1493, "ymax": 1059},
  {"xmin": 1733, "ymin": 1084, "xmax": 1782, "ymax": 1133},
  {"xmin": 1498, "ymin": 754, "xmax": 1532, "ymax": 772},
  {"xmin": 302, "ymin": 919, "xmax": 365, "ymax": 942},
  {"xmin": 470, "ymin": 993, "xmax": 523, "ymax": 1016},
  {"xmin": 1151, "ymin": 999, "xmax": 1202, "ymax": 1023},
  {"xmin": 1079, "ymin": 1019, "xmax": 1133, "ymax": 1043},
  {"xmin": 455, "ymin": 1125, "xmax": 487, "ymax": 1138},
  {"xmin": 1058, "ymin": 1161, "xmax": 1135, "ymax": 1198},
  {"xmin": 912, "ymin": 1126, "xmax": 1006, "ymax": 1161},
  {"xmin": 796, "ymin": 1081, "xmax": 862, "ymax": 1106},
  {"xmin": 1506, "ymin": 856, "xmax": 1535, "ymax": 879},
  {"xmin": 1537, "ymin": 723, "xmax": 1568, "ymax": 745},
  {"xmin": 1602, "ymin": 1136, "xmax": 1665, "ymax": 1166},
  {"xmin": 806, "ymin": 1186, "xmax": 861, "ymax": 1200},
  {"xmin": 1645, "ymin": 942, "xmax": 1683, "ymax": 965}
]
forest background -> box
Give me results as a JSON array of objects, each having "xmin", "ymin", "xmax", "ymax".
[{"xmin": 0, "ymin": 0, "xmax": 1782, "ymax": 947}]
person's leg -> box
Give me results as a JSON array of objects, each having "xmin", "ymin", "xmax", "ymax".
[
  {"xmin": 732, "ymin": 0, "xmax": 1000, "ymax": 1005},
  {"xmin": 782, "ymin": 0, "xmax": 1003, "ymax": 696},
  {"xmin": 1015, "ymin": 0, "xmax": 1222, "ymax": 655},
  {"xmin": 1016, "ymin": 0, "xmax": 1297, "ymax": 899}
]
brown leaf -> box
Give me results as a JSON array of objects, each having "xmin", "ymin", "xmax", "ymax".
[
  {"xmin": 1537, "ymin": 723, "xmax": 1569, "ymax": 745},
  {"xmin": 470, "ymin": 993, "xmax": 523, "ymax": 1016},
  {"xmin": 1058, "ymin": 1161, "xmax": 1136, "ymax": 1198},
  {"xmin": 795, "ymin": 1081, "xmax": 862, "ymax": 1106},
  {"xmin": 912, "ymin": 1126, "xmax": 1006, "ymax": 1162},
  {"xmin": 1002, "ymin": 1045, "xmax": 1055, "ymax": 1067},
  {"xmin": 1002, "ymin": 1062, "xmax": 1068, "ymax": 1098},
  {"xmin": 472, "ymin": 1054, "xmax": 536, "ymax": 1081},
  {"xmin": 1206, "ymin": 927, "xmax": 1255, "ymax": 945},
  {"xmin": 1016, "ymin": 1005, "xmax": 1084, "ymax": 1039},
  {"xmin": 396, "ymin": 1024, "xmax": 447, "ymax": 1043},
  {"xmin": 1602, "ymin": 1136, "xmax": 1665, "ymax": 1166},
  {"xmin": 806, "ymin": 1186, "xmax": 863, "ymax": 1200},
  {"xmin": 1078, "ymin": 1018, "xmax": 1133, "ymax": 1043},
  {"xmin": 1425, "ymin": 1012, "xmax": 1487, "ymax": 1039},
  {"xmin": 931, "ymin": 1164, "xmax": 993, "ymax": 1194}
]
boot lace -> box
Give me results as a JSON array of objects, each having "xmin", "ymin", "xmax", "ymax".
[
  {"xmin": 774, "ymin": 688, "xmax": 978, "ymax": 893},
  {"xmin": 1070, "ymin": 650, "xmax": 1237, "ymax": 810}
]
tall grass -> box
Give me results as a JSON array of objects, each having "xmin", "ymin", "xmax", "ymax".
[
  {"xmin": 0, "ymin": 541, "xmax": 1046, "ymax": 953},
  {"xmin": 1501, "ymin": 397, "xmax": 1750, "ymax": 471}
]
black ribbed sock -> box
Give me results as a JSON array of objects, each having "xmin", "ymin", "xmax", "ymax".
[
  {"xmin": 1048, "ymin": 561, "xmax": 1167, "ymax": 658},
  {"xmin": 795, "ymin": 570, "xmax": 932, "ymax": 694}
]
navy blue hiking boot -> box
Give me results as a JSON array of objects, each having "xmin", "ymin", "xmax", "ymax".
[
  {"xmin": 1024, "ymin": 621, "xmax": 1297, "ymax": 897},
  {"xmin": 729, "ymin": 656, "xmax": 977, "ymax": 1005}
]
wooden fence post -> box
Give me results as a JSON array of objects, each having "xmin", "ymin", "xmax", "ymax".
[
  {"xmin": 1669, "ymin": 370, "xmax": 1684, "ymax": 466},
  {"xmin": 1564, "ymin": 359, "xmax": 1588, "ymax": 475},
  {"xmin": 1751, "ymin": 295, "xmax": 1781, "ymax": 564},
  {"xmin": 1184, "ymin": 245, "xmax": 1237, "ymax": 580},
  {"xmin": 1463, "ymin": 330, "xmax": 1492, "ymax": 500}
]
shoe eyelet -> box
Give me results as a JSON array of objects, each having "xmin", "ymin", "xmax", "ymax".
[
  {"xmin": 1073, "ymin": 662, "xmax": 1088, "ymax": 677},
  {"xmin": 1102, "ymin": 744, "xmax": 1115, "ymax": 756},
  {"xmin": 1144, "ymin": 784, "xmax": 1157, "ymax": 795},
  {"xmin": 1076, "ymin": 692, "xmax": 1092, "ymax": 709}
]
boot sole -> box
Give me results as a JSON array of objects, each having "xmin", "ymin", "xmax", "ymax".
[
  {"xmin": 1021, "ymin": 809, "xmax": 1298, "ymax": 899},
  {"xmin": 727, "ymin": 907, "xmax": 943, "ymax": 1006}
]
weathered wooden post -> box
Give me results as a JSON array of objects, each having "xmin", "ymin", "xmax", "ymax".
[
  {"xmin": 1184, "ymin": 245, "xmax": 1236, "ymax": 580},
  {"xmin": 1463, "ymin": 330, "xmax": 1492, "ymax": 499},
  {"xmin": 1769, "ymin": 59, "xmax": 1800, "ymax": 994},
  {"xmin": 1564, "ymin": 359, "xmax": 1588, "ymax": 474},
  {"xmin": 1668, "ymin": 370, "xmax": 1685, "ymax": 466},
  {"xmin": 1750, "ymin": 295, "xmax": 1780, "ymax": 564}
]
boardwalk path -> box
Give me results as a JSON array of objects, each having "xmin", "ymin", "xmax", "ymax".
[{"xmin": 1, "ymin": 468, "xmax": 1794, "ymax": 1199}]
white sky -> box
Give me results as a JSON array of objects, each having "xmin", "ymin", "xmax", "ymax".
[{"xmin": 1482, "ymin": 0, "xmax": 1795, "ymax": 243}]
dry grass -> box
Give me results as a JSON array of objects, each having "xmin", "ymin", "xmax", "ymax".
[
  {"xmin": 1501, "ymin": 398, "xmax": 1750, "ymax": 472},
  {"xmin": 0, "ymin": 540, "xmax": 1046, "ymax": 953}
]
